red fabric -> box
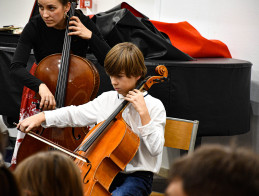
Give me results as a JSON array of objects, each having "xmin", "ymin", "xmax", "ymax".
[
  {"xmin": 10, "ymin": 62, "xmax": 40, "ymax": 167},
  {"xmin": 150, "ymin": 20, "xmax": 232, "ymax": 58},
  {"xmin": 19, "ymin": 62, "xmax": 40, "ymax": 119}
]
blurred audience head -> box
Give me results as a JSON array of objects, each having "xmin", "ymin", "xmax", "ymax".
[
  {"xmin": 0, "ymin": 130, "xmax": 21, "ymax": 196},
  {"xmin": 14, "ymin": 151, "xmax": 83, "ymax": 196},
  {"xmin": 166, "ymin": 144, "xmax": 259, "ymax": 196}
]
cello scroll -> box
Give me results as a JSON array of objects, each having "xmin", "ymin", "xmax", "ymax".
[{"xmin": 142, "ymin": 65, "xmax": 168, "ymax": 90}]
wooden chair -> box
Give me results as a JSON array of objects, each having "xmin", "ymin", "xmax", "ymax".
[
  {"xmin": 164, "ymin": 117, "xmax": 199, "ymax": 153},
  {"xmin": 150, "ymin": 117, "xmax": 199, "ymax": 196}
]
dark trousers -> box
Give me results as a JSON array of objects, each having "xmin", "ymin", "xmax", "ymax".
[{"xmin": 109, "ymin": 171, "xmax": 154, "ymax": 196}]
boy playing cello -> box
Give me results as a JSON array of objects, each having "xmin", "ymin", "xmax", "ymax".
[{"xmin": 17, "ymin": 42, "xmax": 166, "ymax": 196}]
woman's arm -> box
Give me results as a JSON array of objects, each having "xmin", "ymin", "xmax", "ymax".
[
  {"xmin": 10, "ymin": 21, "xmax": 56, "ymax": 110},
  {"xmin": 10, "ymin": 22, "xmax": 42, "ymax": 93}
]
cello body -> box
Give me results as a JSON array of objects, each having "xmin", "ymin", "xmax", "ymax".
[
  {"xmin": 16, "ymin": 53, "xmax": 100, "ymax": 163},
  {"xmin": 75, "ymin": 115, "xmax": 140, "ymax": 196},
  {"xmin": 35, "ymin": 54, "xmax": 99, "ymax": 105}
]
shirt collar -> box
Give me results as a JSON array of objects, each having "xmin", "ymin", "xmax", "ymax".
[{"xmin": 117, "ymin": 91, "xmax": 149, "ymax": 99}]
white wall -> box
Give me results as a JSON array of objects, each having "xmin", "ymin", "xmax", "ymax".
[
  {"xmin": 1, "ymin": 0, "xmax": 259, "ymax": 163},
  {"xmin": 1, "ymin": 0, "xmax": 258, "ymax": 72},
  {"xmin": 1, "ymin": 0, "xmax": 258, "ymax": 71},
  {"xmin": 0, "ymin": 0, "xmax": 35, "ymax": 27},
  {"xmin": 90, "ymin": 0, "xmax": 156, "ymax": 17},
  {"xmin": 157, "ymin": 0, "xmax": 259, "ymax": 71}
]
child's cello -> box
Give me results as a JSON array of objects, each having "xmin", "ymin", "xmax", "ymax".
[{"xmin": 74, "ymin": 65, "xmax": 168, "ymax": 195}]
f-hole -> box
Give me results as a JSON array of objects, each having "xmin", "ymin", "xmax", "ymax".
[
  {"xmin": 72, "ymin": 127, "xmax": 81, "ymax": 140},
  {"xmin": 83, "ymin": 163, "xmax": 92, "ymax": 184}
]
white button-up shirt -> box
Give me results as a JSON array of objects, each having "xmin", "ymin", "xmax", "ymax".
[{"xmin": 43, "ymin": 91, "xmax": 166, "ymax": 173}]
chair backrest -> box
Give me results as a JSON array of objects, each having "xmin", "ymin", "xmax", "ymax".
[{"xmin": 164, "ymin": 117, "xmax": 199, "ymax": 153}]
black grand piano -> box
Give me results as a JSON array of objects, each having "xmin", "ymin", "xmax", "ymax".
[{"xmin": 0, "ymin": 46, "xmax": 252, "ymax": 138}]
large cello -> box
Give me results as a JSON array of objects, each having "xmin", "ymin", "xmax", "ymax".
[{"xmin": 16, "ymin": 2, "xmax": 99, "ymax": 164}]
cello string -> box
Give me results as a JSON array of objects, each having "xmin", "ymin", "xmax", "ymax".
[
  {"xmin": 58, "ymin": 30, "xmax": 69, "ymax": 106},
  {"xmin": 58, "ymin": 2, "xmax": 75, "ymax": 106},
  {"xmin": 56, "ymin": 3, "xmax": 70, "ymax": 105},
  {"xmin": 60, "ymin": 2, "xmax": 76, "ymax": 100},
  {"xmin": 56, "ymin": 4, "xmax": 74, "ymax": 107},
  {"xmin": 78, "ymin": 80, "xmax": 147, "ymax": 152},
  {"xmin": 55, "ymin": 24, "xmax": 70, "ymax": 106},
  {"xmin": 78, "ymin": 76, "xmax": 164, "ymax": 152}
]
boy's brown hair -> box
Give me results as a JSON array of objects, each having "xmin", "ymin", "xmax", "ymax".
[{"xmin": 104, "ymin": 42, "xmax": 147, "ymax": 81}]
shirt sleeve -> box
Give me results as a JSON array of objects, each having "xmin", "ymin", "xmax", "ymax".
[
  {"xmin": 9, "ymin": 21, "xmax": 43, "ymax": 92},
  {"xmin": 137, "ymin": 99, "xmax": 166, "ymax": 157},
  {"xmin": 43, "ymin": 92, "xmax": 107, "ymax": 127}
]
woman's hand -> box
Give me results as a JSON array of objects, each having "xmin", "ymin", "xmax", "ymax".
[
  {"xmin": 124, "ymin": 89, "xmax": 151, "ymax": 126},
  {"xmin": 68, "ymin": 16, "xmax": 92, "ymax": 39},
  {"xmin": 38, "ymin": 83, "xmax": 56, "ymax": 110},
  {"xmin": 17, "ymin": 112, "xmax": 46, "ymax": 133}
]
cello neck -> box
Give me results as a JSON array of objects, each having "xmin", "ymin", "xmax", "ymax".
[
  {"xmin": 77, "ymin": 65, "xmax": 168, "ymax": 152},
  {"xmin": 106, "ymin": 79, "xmax": 148, "ymax": 120},
  {"xmin": 55, "ymin": 2, "xmax": 77, "ymax": 108},
  {"xmin": 78, "ymin": 79, "xmax": 149, "ymax": 152}
]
